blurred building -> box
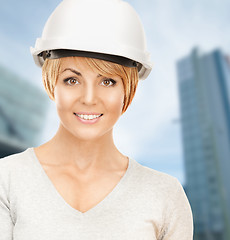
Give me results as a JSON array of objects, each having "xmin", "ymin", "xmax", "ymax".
[
  {"xmin": 0, "ymin": 64, "xmax": 48, "ymax": 158},
  {"xmin": 177, "ymin": 48, "xmax": 230, "ymax": 240}
]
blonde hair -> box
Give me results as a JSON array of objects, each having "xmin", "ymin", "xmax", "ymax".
[{"xmin": 42, "ymin": 57, "xmax": 139, "ymax": 114}]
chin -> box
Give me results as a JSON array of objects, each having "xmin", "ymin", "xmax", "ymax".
[{"xmin": 68, "ymin": 128, "xmax": 111, "ymax": 142}]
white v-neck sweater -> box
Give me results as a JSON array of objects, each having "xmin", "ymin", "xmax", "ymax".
[{"xmin": 0, "ymin": 148, "xmax": 193, "ymax": 240}]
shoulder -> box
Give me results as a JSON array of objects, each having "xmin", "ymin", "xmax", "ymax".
[
  {"xmin": 130, "ymin": 159, "xmax": 187, "ymax": 205},
  {"xmin": 0, "ymin": 148, "xmax": 35, "ymax": 198},
  {"xmin": 0, "ymin": 148, "xmax": 33, "ymax": 177},
  {"xmin": 132, "ymin": 160, "xmax": 182, "ymax": 192},
  {"xmin": 131, "ymin": 160, "xmax": 193, "ymax": 223}
]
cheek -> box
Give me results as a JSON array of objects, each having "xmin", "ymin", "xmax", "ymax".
[
  {"xmin": 104, "ymin": 89, "xmax": 124, "ymax": 112},
  {"xmin": 54, "ymin": 87, "xmax": 75, "ymax": 110}
]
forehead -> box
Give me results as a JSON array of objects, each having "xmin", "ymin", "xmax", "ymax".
[
  {"xmin": 59, "ymin": 57, "xmax": 101, "ymax": 77},
  {"xmin": 59, "ymin": 57, "xmax": 89, "ymax": 71},
  {"xmin": 59, "ymin": 57, "xmax": 123, "ymax": 81}
]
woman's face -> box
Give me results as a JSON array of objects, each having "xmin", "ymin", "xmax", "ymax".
[{"xmin": 53, "ymin": 57, "xmax": 125, "ymax": 141}]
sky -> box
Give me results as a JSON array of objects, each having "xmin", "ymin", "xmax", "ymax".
[{"xmin": 0, "ymin": 0, "xmax": 230, "ymax": 185}]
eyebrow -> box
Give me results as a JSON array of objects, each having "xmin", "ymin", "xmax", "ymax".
[
  {"xmin": 61, "ymin": 68, "xmax": 81, "ymax": 76},
  {"xmin": 61, "ymin": 68, "xmax": 102, "ymax": 78}
]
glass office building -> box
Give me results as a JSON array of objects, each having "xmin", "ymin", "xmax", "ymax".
[
  {"xmin": 0, "ymin": 64, "xmax": 48, "ymax": 157},
  {"xmin": 177, "ymin": 48, "xmax": 230, "ymax": 240}
]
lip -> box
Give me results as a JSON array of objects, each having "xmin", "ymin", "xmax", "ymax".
[
  {"xmin": 73, "ymin": 112, "xmax": 103, "ymax": 124},
  {"xmin": 75, "ymin": 112, "xmax": 103, "ymax": 115}
]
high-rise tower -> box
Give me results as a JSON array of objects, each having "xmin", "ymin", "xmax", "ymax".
[
  {"xmin": 0, "ymin": 65, "xmax": 48, "ymax": 157},
  {"xmin": 177, "ymin": 48, "xmax": 230, "ymax": 240}
]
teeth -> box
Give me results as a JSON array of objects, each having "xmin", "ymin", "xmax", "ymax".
[{"xmin": 76, "ymin": 114, "xmax": 101, "ymax": 120}]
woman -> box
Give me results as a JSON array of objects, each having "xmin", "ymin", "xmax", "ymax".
[{"xmin": 0, "ymin": 0, "xmax": 193, "ymax": 239}]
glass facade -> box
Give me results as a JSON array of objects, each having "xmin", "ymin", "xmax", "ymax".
[
  {"xmin": 0, "ymin": 64, "xmax": 48, "ymax": 157},
  {"xmin": 177, "ymin": 48, "xmax": 230, "ymax": 240}
]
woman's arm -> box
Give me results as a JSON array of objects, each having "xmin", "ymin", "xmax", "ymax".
[
  {"xmin": 158, "ymin": 179, "xmax": 194, "ymax": 240},
  {"xmin": 0, "ymin": 170, "xmax": 14, "ymax": 240},
  {"xmin": 0, "ymin": 200, "xmax": 14, "ymax": 240}
]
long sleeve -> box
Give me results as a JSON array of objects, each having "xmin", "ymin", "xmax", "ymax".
[
  {"xmin": 158, "ymin": 179, "xmax": 194, "ymax": 240},
  {"xmin": 0, "ymin": 168, "xmax": 13, "ymax": 240}
]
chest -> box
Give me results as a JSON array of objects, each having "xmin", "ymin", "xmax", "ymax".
[
  {"xmin": 12, "ymin": 160, "xmax": 163, "ymax": 240},
  {"xmin": 41, "ymin": 164, "xmax": 125, "ymax": 213}
]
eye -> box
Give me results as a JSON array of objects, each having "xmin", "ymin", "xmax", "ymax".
[
  {"xmin": 63, "ymin": 77, "xmax": 79, "ymax": 86},
  {"xmin": 101, "ymin": 78, "xmax": 117, "ymax": 87}
]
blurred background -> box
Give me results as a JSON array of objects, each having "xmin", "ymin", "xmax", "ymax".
[{"xmin": 0, "ymin": 0, "xmax": 230, "ymax": 239}]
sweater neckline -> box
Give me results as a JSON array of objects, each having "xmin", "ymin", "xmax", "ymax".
[{"xmin": 28, "ymin": 147, "xmax": 134, "ymax": 218}]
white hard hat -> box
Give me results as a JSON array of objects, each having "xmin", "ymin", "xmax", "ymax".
[{"xmin": 30, "ymin": 0, "xmax": 153, "ymax": 80}]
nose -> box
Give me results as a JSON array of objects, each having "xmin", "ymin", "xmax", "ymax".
[{"xmin": 79, "ymin": 83, "xmax": 98, "ymax": 106}]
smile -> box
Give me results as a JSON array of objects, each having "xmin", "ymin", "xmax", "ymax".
[{"xmin": 74, "ymin": 113, "xmax": 103, "ymax": 120}]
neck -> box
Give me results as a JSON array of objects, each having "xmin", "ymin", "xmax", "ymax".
[{"xmin": 39, "ymin": 123, "xmax": 125, "ymax": 171}]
